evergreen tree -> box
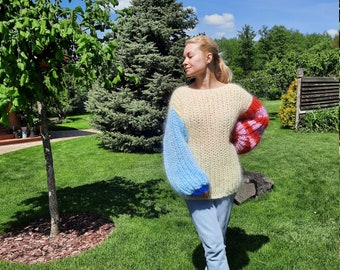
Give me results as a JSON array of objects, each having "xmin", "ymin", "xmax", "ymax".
[
  {"xmin": 236, "ymin": 25, "xmax": 256, "ymax": 75},
  {"xmin": 87, "ymin": 0, "xmax": 197, "ymax": 153}
]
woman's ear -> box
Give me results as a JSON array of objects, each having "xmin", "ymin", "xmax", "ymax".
[{"xmin": 206, "ymin": 53, "xmax": 213, "ymax": 64}]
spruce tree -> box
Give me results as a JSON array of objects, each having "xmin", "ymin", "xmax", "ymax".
[{"xmin": 87, "ymin": 0, "xmax": 197, "ymax": 153}]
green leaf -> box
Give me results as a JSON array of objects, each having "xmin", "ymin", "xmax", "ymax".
[
  {"xmin": 12, "ymin": 98, "xmax": 19, "ymax": 108},
  {"xmin": 112, "ymin": 74, "xmax": 121, "ymax": 84},
  {"xmin": 20, "ymin": 51, "xmax": 28, "ymax": 60},
  {"xmin": 117, "ymin": 65, "xmax": 123, "ymax": 74},
  {"xmin": 17, "ymin": 61, "xmax": 25, "ymax": 71},
  {"xmin": 19, "ymin": 73, "xmax": 28, "ymax": 86},
  {"xmin": 73, "ymin": 6, "xmax": 84, "ymax": 14},
  {"xmin": 52, "ymin": 70, "xmax": 58, "ymax": 79},
  {"xmin": 89, "ymin": 70, "xmax": 97, "ymax": 79},
  {"xmin": 35, "ymin": 39, "xmax": 43, "ymax": 49},
  {"xmin": 67, "ymin": 27, "xmax": 73, "ymax": 35},
  {"xmin": 23, "ymin": 17, "xmax": 29, "ymax": 28},
  {"xmin": 11, "ymin": 38, "xmax": 17, "ymax": 47},
  {"xmin": 14, "ymin": 21, "xmax": 23, "ymax": 29},
  {"xmin": 19, "ymin": 30, "xmax": 30, "ymax": 38},
  {"xmin": 32, "ymin": 19, "xmax": 40, "ymax": 29},
  {"xmin": 40, "ymin": 20, "xmax": 46, "ymax": 34}
]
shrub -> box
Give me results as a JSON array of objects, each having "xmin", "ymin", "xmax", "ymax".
[
  {"xmin": 278, "ymin": 79, "xmax": 297, "ymax": 129},
  {"xmin": 298, "ymin": 106, "xmax": 339, "ymax": 133}
]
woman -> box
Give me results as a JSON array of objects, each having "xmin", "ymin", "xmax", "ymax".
[{"xmin": 163, "ymin": 35, "xmax": 269, "ymax": 270}]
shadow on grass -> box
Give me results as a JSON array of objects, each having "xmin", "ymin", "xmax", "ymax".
[
  {"xmin": 192, "ymin": 227, "xmax": 270, "ymax": 270},
  {"xmin": 3, "ymin": 177, "xmax": 175, "ymax": 231},
  {"xmin": 49, "ymin": 129, "xmax": 97, "ymax": 139},
  {"xmin": 268, "ymin": 111, "xmax": 279, "ymax": 121}
]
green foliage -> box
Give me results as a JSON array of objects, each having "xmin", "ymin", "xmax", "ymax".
[
  {"xmin": 278, "ymin": 79, "xmax": 297, "ymax": 129},
  {"xmin": 0, "ymin": 0, "xmax": 123, "ymax": 236},
  {"xmin": 236, "ymin": 25, "xmax": 256, "ymax": 74},
  {"xmin": 298, "ymin": 106, "xmax": 339, "ymax": 133},
  {"xmin": 0, "ymin": 0, "xmax": 121, "ymax": 125},
  {"xmin": 216, "ymin": 37, "xmax": 239, "ymax": 66},
  {"xmin": 217, "ymin": 26, "xmax": 339, "ymax": 100},
  {"xmin": 257, "ymin": 25, "xmax": 296, "ymax": 61},
  {"xmin": 50, "ymin": 114, "xmax": 92, "ymax": 130},
  {"xmin": 86, "ymin": 0, "xmax": 198, "ymax": 153}
]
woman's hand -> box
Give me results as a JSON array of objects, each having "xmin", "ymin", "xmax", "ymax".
[{"xmin": 201, "ymin": 190, "xmax": 210, "ymax": 198}]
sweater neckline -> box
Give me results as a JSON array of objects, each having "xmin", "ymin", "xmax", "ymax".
[{"xmin": 186, "ymin": 84, "xmax": 228, "ymax": 91}]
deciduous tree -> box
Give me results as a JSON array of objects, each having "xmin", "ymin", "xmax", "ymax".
[{"xmin": 0, "ymin": 0, "xmax": 121, "ymax": 236}]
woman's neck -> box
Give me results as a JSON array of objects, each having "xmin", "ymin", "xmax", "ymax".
[{"xmin": 190, "ymin": 75, "xmax": 225, "ymax": 90}]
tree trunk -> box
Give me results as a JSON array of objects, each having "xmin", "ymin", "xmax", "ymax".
[{"xmin": 39, "ymin": 100, "xmax": 60, "ymax": 237}]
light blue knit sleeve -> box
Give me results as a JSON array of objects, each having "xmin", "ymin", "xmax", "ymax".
[{"xmin": 163, "ymin": 108, "xmax": 210, "ymax": 196}]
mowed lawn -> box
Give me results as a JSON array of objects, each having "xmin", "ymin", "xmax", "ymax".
[{"xmin": 0, "ymin": 100, "xmax": 338, "ymax": 269}]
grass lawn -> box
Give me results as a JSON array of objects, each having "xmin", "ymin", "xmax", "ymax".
[
  {"xmin": 0, "ymin": 102, "xmax": 338, "ymax": 269},
  {"xmin": 49, "ymin": 114, "xmax": 92, "ymax": 130}
]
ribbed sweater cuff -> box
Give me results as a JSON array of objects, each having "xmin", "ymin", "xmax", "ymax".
[{"xmin": 191, "ymin": 184, "xmax": 210, "ymax": 196}]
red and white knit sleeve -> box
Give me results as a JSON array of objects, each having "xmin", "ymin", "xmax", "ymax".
[{"xmin": 231, "ymin": 97, "xmax": 269, "ymax": 154}]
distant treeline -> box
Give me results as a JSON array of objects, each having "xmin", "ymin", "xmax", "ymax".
[{"xmin": 216, "ymin": 25, "xmax": 339, "ymax": 99}]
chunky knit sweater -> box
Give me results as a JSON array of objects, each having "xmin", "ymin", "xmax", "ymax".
[{"xmin": 163, "ymin": 84, "xmax": 269, "ymax": 199}]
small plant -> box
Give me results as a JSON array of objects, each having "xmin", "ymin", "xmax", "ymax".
[
  {"xmin": 298, "ymin": 106, "xmax": 339, "ymax": 132},
  {"xmin": 278, "ymin": 79, "xmax": 297, "ymax": 129}
]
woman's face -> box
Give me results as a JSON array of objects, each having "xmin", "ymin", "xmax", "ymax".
[{"xmin": 182, "ymin": 43, "xmax": 209, "ymax": 78}]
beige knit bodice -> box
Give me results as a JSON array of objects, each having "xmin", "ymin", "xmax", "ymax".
[{"xmin": 170, "ymin": 84, "xmax": 252, "ymax": 198}]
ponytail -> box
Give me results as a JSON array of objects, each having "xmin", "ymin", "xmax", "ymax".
[{"xmin": 215, "ymin": 55, "xmax": 233, "ymax": 83}]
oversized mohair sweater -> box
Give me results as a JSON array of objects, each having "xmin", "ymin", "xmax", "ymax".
[{"xmin": 163, "ymin": 84, "xmax": 269, "ymax": 199}]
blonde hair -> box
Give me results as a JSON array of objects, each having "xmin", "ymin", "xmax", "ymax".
[{"xmin": 186, "ymin": 35, "xmax": 233, "ymax": 83}]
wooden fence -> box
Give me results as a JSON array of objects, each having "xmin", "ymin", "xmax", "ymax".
[{"xmin": 295, "ymin": 69, "xmax": 339, "ymax": 129}]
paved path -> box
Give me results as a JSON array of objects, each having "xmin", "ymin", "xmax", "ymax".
[{"xmin": 0, "ymin": 129, "xmax": 99, "ymax": 155}]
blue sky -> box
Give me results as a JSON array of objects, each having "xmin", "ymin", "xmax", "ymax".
[
  {"xmin": 65, "ymin": 0, "xmax": 339, "ymax": 39},
  {"xmin": 182, "ymin": 0, "xmax": 338, "ymax": 38}
]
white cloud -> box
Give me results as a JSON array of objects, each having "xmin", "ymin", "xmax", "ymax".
[
  {"xmin": 327, "ymin": 29, "xmax": 338, "ymax": 37},
  {"xmin": 204, "ymin": 13, "xmax": 235, "ymax": 30}
]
